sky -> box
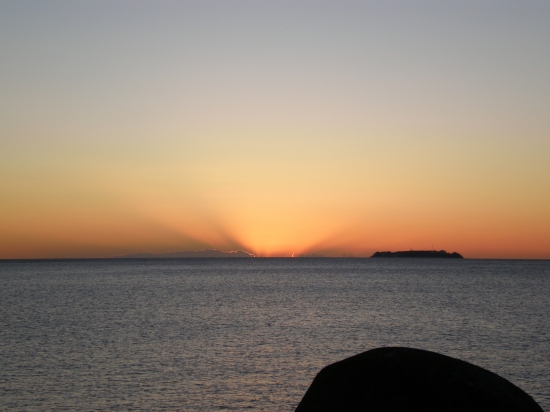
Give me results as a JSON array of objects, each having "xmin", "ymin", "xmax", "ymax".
[{"xmin": 1, "ymin": 0, "xmax": 549, "ymax": 259}]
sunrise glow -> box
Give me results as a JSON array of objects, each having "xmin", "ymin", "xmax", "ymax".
[{"xmin": 1, "ymin": 2, "xmax": 549, "ymax": 259}]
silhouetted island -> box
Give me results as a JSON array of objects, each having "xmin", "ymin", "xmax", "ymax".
[{"xmin": 371, "ymin": 250, "xmax": 463, "ymax": 258}]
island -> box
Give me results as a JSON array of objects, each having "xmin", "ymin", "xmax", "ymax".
[{"xmin": 371, "ymin": 250, "xmax": 463, "ymax": 258}]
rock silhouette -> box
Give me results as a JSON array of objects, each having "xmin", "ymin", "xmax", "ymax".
[{"xmin": 295, "ymin": 347, "xmax": 542, "ymax": 412}]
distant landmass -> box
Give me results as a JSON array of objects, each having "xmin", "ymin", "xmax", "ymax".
[
  {"xmin": 371, "ymin": 250, "xmax": 464, "ymax": 258},
  {"xmin": 119, "ymin": 249, "xmax": 255, "ymax": 258}
]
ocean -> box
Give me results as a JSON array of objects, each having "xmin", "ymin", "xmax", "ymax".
[{"xmin": 1, "ymin": 258, "xmax": 548, "ymax": 411}]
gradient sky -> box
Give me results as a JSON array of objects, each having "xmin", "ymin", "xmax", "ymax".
[{"xmin": 1, "ymin": 0, "xmax": 549, "ymax": 258}]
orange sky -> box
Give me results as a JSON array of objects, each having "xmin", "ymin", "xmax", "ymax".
[
  {"xmin": 2, "ymin": 130, "xmax": 548, "ymax": 259},
  {"xmin": 1, "ymin": 2, "xmax": 549, "ymax": 259}
]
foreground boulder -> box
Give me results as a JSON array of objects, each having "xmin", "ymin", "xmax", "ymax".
[{"xmin": 295, "ymin": 347, "xmax": 542, "ymax": 412}]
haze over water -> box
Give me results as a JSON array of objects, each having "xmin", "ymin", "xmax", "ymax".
[{"xmin": 1, "ymin": 259, "xmax": 548, "ymax": 411}]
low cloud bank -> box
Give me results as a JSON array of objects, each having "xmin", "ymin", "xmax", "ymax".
[{"xmin": 118, "ymin": 249, "xmax": 255, "ymax": 258}]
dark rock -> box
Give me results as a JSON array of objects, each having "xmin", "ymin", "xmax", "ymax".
[{"xmin": 295, "ymin": 347, "xmax": 542, "ymax": 412}]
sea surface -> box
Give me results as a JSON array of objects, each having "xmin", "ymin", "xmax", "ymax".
[{"xmin": 1, "ymin": 258, "xmax": 549, "ymax": 411}]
